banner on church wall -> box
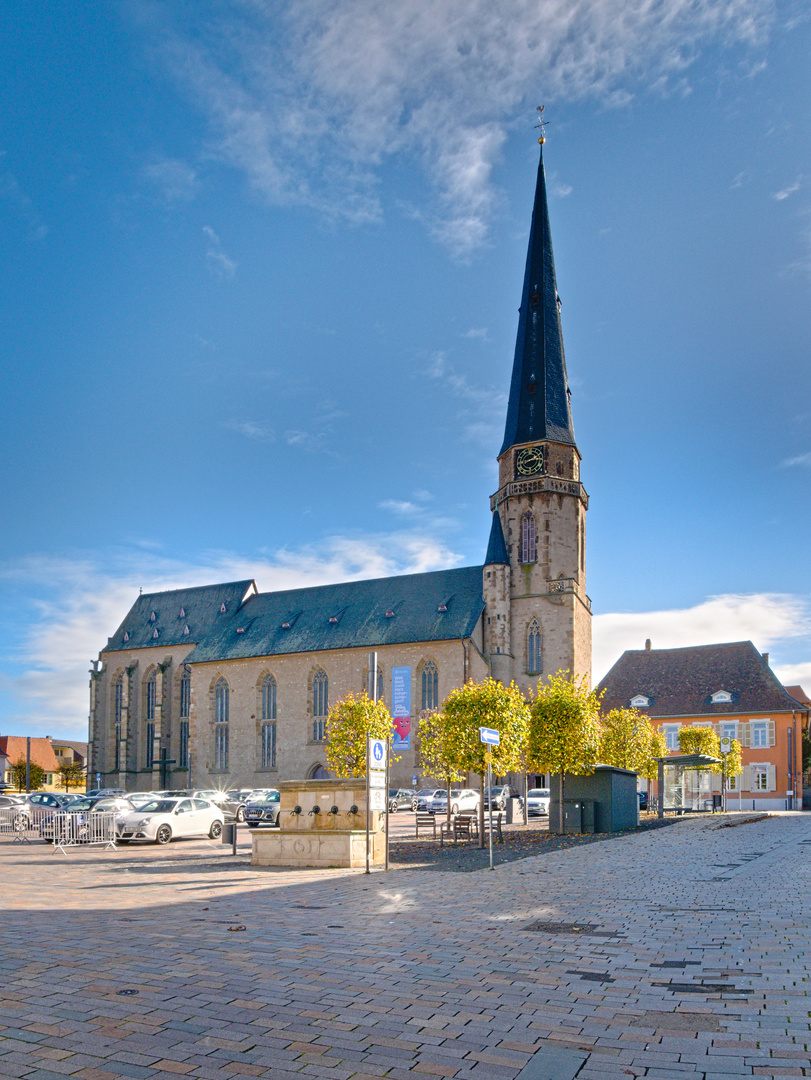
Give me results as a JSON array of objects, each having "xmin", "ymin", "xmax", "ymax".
[{"xmin": 391, "ymin": 666, "xmax": 411, "ymax": 750}]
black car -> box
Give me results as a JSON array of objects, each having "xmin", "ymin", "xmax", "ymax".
[
  {"xmin": 388, "ymin": 789, "xmax": 416, "ymax": 812},
  {"xmin": 244, "ymin": 791, "xmax": 281, "ymax": 828},
  {"xmin": 638, "ymin": 790, "xmax": 649, "ymax": 811}
]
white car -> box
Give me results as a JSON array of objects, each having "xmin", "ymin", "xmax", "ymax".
[
  {"xmin": 116, "ymin": 797, "xmax": 224, "ymax": 845},
  {"xmin": 519, "ymin": 788, "xmax": 551, "ymax": 816},
  {"xmin": 431, "ymin": 788, "xmax": 480, "ymax": 815}
]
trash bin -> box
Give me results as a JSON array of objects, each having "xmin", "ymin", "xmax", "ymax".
[
  {"xmin": 222, "ymin": 822, "xmax": 237, "ymax": 845},
  {"xmin": 712, "ymin": 793, "xmax": 722, "ymax": 812}
]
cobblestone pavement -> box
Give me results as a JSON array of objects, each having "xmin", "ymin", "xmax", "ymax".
[{"xmin": 1, "ymin": 812, "xmax": 810, "ymax": 1080}]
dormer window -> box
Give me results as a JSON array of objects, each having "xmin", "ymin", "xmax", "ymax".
[
  {"xmin": 385, "ymin": 610, "xmax": 395, "ymax": 618},
  {"xmin": 149, "ymin": 611, "xmax": 156, "ymax": 622},
  {"xmin": 220, "ymin": 603, "xmax": 227, "ymax": 613},
  {"xmin": 437, "ymin": 604, "xmax": 448, "ymax": 613},
  {"xmin": 236, "ymin": 627, "xmax": 245, "ymax": 634},
  {"xmin": 711, "ymin": 690, "xmax": 733, "ymax": 704},
  {"xmin": 179, "ymin": 607, "xmax": 185, "ymax": 618},
  {"xmin": 123, "ymin": 632, "xmax": 130, "ymax": 643},
  {"xmin": 630, "ymin": 694, "xmax": 650, "ymax": 708},
  {"xmin": 281, "ymin": 621, "xmax": 291, "ymax": 630},
  {"xmin": 152, "ymin": 628, "xmax": 159, "ymax": 639},
  {"xmin": 183, "ymin": 624, "xmax": 190, "ymax": 636},
  {"xmin": 328, "ymin": 615, "xmax": 339, "ymax": 624}
]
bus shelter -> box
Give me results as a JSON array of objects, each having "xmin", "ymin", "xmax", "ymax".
[{"xmin": 656, "ymin": 753, "xmax": 722, "ymax": 819}]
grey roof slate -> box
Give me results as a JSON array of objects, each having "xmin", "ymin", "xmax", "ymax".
[
  {"xmin": 103, "ymin": 580, "xmax": 256, "ymax": 653},
  {"xmin": 184, "ymin": 565, "xmax": 485, "ymax": 664},
  {"xmin": 499, "ymin": 145, "xmax": 576, "ymax": 456},
  {"xmin": 484, "ymin": 512, "xmax": 509, "ymax": 566},
  {"xmin": 598, "ymin": 640, "xmax": 809, "ymax": 718}
]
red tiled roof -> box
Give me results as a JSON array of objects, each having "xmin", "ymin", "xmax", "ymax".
[
  {"xmin": 0, "ymin": 737, "xmax": 61, "ymax": 773},
  {"xmin": 598, "ymin": 641, "xmax": 810, "ymax": 719}
]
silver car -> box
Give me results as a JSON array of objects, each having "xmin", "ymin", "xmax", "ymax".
[
  {"xmin": 519, "ymin": 787, "xmax": 551, "ymax": 816},
  {"xmin": 412, "ymin": 788, "xmax": 445, "ymax": 813},
  {"xmin": 432, "ymin": 789, "xmax": 480, "ymax": 815},
  {"xmin": 244, "ymin": 791, "xmax": 281, "ymax": 828}
]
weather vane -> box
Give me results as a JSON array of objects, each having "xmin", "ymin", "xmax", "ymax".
[{"xmin": 535, "ymin": 105, "xmax": 548, "ymax": 145}]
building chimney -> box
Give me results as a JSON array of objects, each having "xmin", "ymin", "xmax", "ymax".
[
  {"xmin": 762, "ymin": 652, "xmax": 769, "ymax": 665},
  {"xmin": 645, "ymin": 639, "xmax": 652, "ymax": 651}
]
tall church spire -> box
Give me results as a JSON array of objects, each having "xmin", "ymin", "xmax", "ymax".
[{"xmin": 499, "ymin": 144, "xmax": 576, "ymax": 457}]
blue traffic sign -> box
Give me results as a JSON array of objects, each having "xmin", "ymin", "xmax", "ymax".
[
  {"xmin": 369, "ymin": 738, "xmax": 386, "ymax": 765},
  {"xmin": 479, "ymin": 727, "xmax": 500, "ymax": 745}
]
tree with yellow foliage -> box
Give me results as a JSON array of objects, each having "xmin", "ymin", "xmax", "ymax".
[
  {"xmin": 528, "ymin": 672, "xmax": 603, "ymax": 834},
  {"xmin": 324, "ymin": 692, "xmax": 395, "ymax": 778}
]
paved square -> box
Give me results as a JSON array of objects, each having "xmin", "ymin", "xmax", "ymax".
[{"xmin": 2, "ymin": 813, "xmax": 810, "ymax": 1079}]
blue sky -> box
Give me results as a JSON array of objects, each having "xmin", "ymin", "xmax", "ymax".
[{"xmin": 2, "ymin": 0, "xmax": 810, "ymax": 740}]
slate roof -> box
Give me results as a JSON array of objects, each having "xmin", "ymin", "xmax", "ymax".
[
  {"xmin": 598, "ymin": 641, "xmax": 810, "ymax": 718},
  {"xmin": 184, "ymin": 566, "xmax": 486, "ymax": 664},
  {"xmin": 103, "ymin": 580, "xmax": 257, "ymax": 653},
  {"xmin": 785, "ymin": 685, "xmax": 811, "ymax": 709},
  {"xmin": 499, "ymin": 144, "xmax": 577, "ymax": 456},
  {"xmin": 484, "ymin": 512, "xmax": 509, "ymax": 566}
]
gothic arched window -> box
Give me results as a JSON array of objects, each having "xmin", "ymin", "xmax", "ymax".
[
  {"xmin": 260, "ymin": 673, "xmax": 277, "ymax": 769},
  {"xmin": 312, "ymin": 669, "xmax": 328, "ymax": 742},
  {"xmin": 114, "ymin": 674, "xmax": 124, "ymax": 772},
  {"xmin": 421, "ymin": 660, "xmax": 439, "ymax": 712},
  {"xmin": 214, "ymin": 677, "xmax": 229, "ymax": 771},
  {"xmin": 528, "ymin": 621, "xmax": 542, "ymax": 675},
  {"xmin": 521, "ymin": 511, "xmax": 536, "ymax": 564},
  {"xmin": 261, "ymin": 673, "xmax": 277, "ymax": 720},
  {"xmin": 145, "ymin": 669, "xmax": 157, "ymax": 769}
]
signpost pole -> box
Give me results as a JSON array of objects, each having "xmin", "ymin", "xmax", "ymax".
[
  {"xmin": 487, "ymin": 752, "xmax": 493, "ymax": 871},
  {"xmin": 385, "ymin": 737, "xmax": 390, "ymax": 871},
  {"xmin": 365, "ymin": 732, "xmax": 371, "ymax": 875}
]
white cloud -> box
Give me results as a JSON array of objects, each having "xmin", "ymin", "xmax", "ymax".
[
  {"xmin": 203, "ymin": 224, "xmax": 237, "ymax": 278},
  {"xmin": 224, "ymin": 418, "xmax": 275, "ymax": 442},
  {"xmin": 554, "ymin": 183, "xmax": 573, "ymax": 198},
  {"xmin": 772, "ymin": 661, "xmax": 811, "ymax": 693},
  {"xmin": 593, "ymin": 592, "xmax": 811, "ymax": 682},
  {"xmin": 379, "ymin": 499, "xmax": 421, "ymax": 516},
  {"xmin": 142, "ymin": 157, "xmax": 199, "ymax": 202},
  {"xmin": 781, "ymin": 451, "xmax": 811, "ymax": 468},
  {"xmin": 772, "ymin": 178, "xmax": 801, "ymax": 201},
  {"xmin": 145, "ymin": 0, "xmax": 775, "ymax": 255}
]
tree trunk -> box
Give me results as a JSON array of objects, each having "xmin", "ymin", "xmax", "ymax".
[
  {"xmin": 445, "ymin": 775, "xmax": 452, "ymax": 831},
  {"xmin": 557, "ymin": 772, "xmax": 565, "ymax": 835}
]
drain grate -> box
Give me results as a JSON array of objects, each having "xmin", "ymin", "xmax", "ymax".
[{"xmin": 117, "ymin": 989, "xmax": 139, "ymax": 996}]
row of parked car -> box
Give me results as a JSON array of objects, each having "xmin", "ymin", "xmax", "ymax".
[
  {"xmin": 0, "ymin": 786, "xmax": 284, "ymax": 846},
  {"xmin": 387, "ymin": 785, "xmax": 552, "ymax": 816}
]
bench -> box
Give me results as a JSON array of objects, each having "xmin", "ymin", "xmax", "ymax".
[
  {"xmin": 415, "ymin": 813, "xmax": 437, "ymax": 839},
  {"xmin": 440, "ymin": 811, "xmax": 479, "ymax": 846}
]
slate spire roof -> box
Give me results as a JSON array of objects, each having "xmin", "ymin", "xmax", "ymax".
[
  {"xmin": 499, "ymin": 143, "xmax": 576, "ymax": 457},
  {"xmin": 484, "ymin": 511, "xmax": 509, "ymax": 566}
]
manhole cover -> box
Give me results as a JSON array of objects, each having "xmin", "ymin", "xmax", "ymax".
[{"xmin": 117, "ymin": 989, "xmax": 139, "ymax": 996}]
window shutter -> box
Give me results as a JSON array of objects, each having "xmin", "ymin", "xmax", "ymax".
[
  {"xmin": 767, "ymin": 764, "xmax": 776, "ymax": 792},
  {"xmin": 768, "ymin": 720, "xmax": 776, "ymax": 747},
  {"xmin": 740, "ymin": 722, "xmax": 751, "ymax": 747},
  {"xmin": 741, "ymin": 765, "xmax": 751, "ymax": 791}
]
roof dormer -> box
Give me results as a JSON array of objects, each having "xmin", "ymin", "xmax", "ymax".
[
  {"xmin": 630, "ymin": 694, "xmax": 650, "ymax": 708},
  {"xmin": 711, "ymin": 690, "xmax": 733, "ymax": 704}
]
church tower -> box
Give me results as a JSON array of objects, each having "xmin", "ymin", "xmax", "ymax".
[{"xmin": 485, "ymin": 139, "xmax": 591, "ymax": 690}]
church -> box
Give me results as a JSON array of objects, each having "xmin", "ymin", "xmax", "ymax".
[{"xmin": 87, "ymin": 143, "xmax": 592, "ymax": 792}]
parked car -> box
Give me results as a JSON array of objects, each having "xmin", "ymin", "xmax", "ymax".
[
  {"xmin": 127, "ymin": 791, "xmax": 161, "ymax": 807},
  {"xmin": 482, "ymin": 785, "xmax": 511, "ymax": 811},
  {"xmin": 39, "ymin": 796, "xmax": 135, "ymax": 841},
  {"xmin": 84, "ymin": 789, "xmax": 127, "ymax": 798},
  {"xmin": 638, "ymin": 790, "xmax": 649, "ymax": 811},
  {"xmin": 244, "ymin": 791, "xmax": 282, "ymax": 828},
  {"xmin": 412, "ymin": 789, "xmax": 445, "ymax": 813},
  {"xmin": 0, "ymin": 794, "xmax": 27, "ymax": 808},
  {"xmin": 432, "ymin": 789, "xmax": 480, "ymax": 815},
  {"xmin": 116, "ymin": 797, "xmax": 224, "ymax": 845},
  {"xmin": 388, "ymin": 789, "xmax": 416, "ymax": 812},
  {"xmin": 519, "ymin": 787, "xmax": 551, "ymax": 816},
  {"xmin": 220, "ymin": 789, "xmax": 277, "ymax": 822}
]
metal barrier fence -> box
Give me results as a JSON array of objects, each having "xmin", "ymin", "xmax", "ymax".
[
  {"xmin": 49, "ymin": 811, "xmax": 117, "ymax": 854},
  {"xmin": 0, "ymin": 807, "xmax": 118, "ymax": 853},
  {"xmin": 0, "ymin": 805, "xmax": 49, "ymax": 843}
]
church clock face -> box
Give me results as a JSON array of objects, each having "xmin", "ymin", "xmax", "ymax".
[{"xmin": 515, "ymin": 446, "xmax": 545, "ymax": 477}]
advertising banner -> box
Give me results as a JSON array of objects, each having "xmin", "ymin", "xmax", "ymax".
[{"xmin": 391, "ymin": 666, "xmax": 411, "ymax": 751}]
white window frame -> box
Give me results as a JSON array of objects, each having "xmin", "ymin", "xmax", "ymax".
[
  {"xmin": 751, "ymin": 721, "xmax": 769, "ymax": 748},
  {"xmin": 662, "ymin": 724, "xmax": 679, "ymax": 751},
  {"xmin": 630, "ymin": 695, "xmax": 649, "ymax": 708},
  {"xmin": 752, "ymin": 764, "xmax": 768, "ymax": 791},
  {"xmin": 711, "ymin": 690, "xmax": 732, "ymax": 704}
]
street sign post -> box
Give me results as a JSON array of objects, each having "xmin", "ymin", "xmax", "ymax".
[
  {"xmin": 366, "ymin": 735, "xmax": 390, "ymax": 874},
  {"xmin": 719, "ymin": 737, "xmax": 731, "ymax": 811},
  {"xmin": 479, "ymin": 728, "xmax": 500, "ymax": 869}
]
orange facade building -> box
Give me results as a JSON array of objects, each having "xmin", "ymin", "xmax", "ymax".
[{"xmin": 598, "ymin": 640, "xmax": 809, "ymax": 811}]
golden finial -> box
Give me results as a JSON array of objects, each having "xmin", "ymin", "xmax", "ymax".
[{"xmin": 535, "ymin": 105, "xmax": 547, "ymax": 145}]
